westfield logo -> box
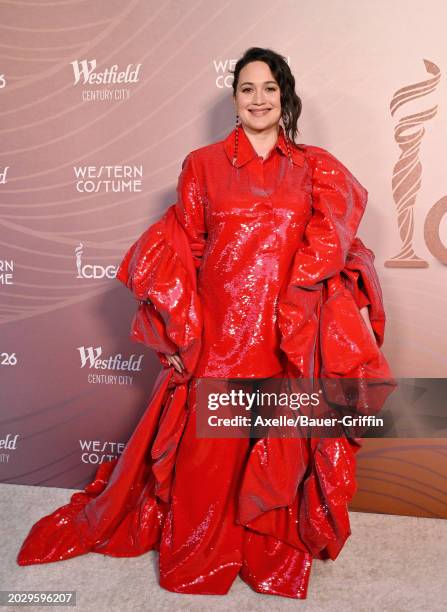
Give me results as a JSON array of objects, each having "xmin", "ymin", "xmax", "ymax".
[{"xmin": 70, "ymin": 59, "xmax": 142, "ymax": 86}]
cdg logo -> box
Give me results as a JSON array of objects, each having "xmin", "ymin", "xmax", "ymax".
[
  {"xmin": 75, "ymin": 243, "xmax": 117, "ymax": 279},
  {"xmin": 385, "ymin": 59, "xmax": 446, "ymax": 268}
]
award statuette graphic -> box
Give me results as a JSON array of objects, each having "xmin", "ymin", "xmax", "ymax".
[
  {"xmin": 75, "ymin": 242, "xmax": 83, "ymax": 278},
  {"xmin": 385, "ymin": 59, "xmax": 440, "ymax": 269}
]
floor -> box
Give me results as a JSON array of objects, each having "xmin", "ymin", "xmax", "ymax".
[{"xmin": 2, "ymin": 482, "xmax": 445, "ymax": 612}]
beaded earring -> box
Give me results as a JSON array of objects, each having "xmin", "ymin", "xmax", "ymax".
[
  {"xmin": 232, "ymin": 114, "xmax": 240, "ymax": 167},
  {"xmin": 282, "ymin": 117, "xmax": 293, "ymax": 167}
]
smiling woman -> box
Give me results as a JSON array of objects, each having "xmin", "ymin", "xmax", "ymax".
[
  {"xmin": 229, "ymin": 48, "xmax": 303, "ymax": 160},
  {"xmin": 228, "ymin": 66, "xmax": 288, "ymax": 159},
  {"xmin": 16, "ymin": 46, "xmax": 393, "ymax": 601},
  {"xmin": 233, "ymin": 69, "xmax": 283, "ymax": 160}
]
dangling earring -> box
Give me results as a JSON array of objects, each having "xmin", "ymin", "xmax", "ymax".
[
  {"xmin": 232, "ymin": 114, "xmax": 240, "ymax": 167},
  {"xmin": 282, "ymin": 116, "xmax": 293, "ymax": 167},
  {"xmin": 284, "ymin": 133, "xmax": 293, "ymax": 167}
]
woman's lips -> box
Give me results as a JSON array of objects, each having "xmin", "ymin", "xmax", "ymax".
[{"xmin": 249, "ymin": 109, "xmax": 271, "ymax": 116}]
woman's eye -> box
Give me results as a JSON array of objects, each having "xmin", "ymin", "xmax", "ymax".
[{"xmin": 240, "ymin": 86, "xmax": 277, "ymax": 93}]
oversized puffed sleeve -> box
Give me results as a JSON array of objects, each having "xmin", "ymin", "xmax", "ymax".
[
  {"xmin": 115, "ymin": 152, "xmax": 206, "ymax": 382},
  {"xmin": 345, "ymin": 240, "xmax": 372, "ymax": 308},
  {"xmin": 174, "ymin": 152, "xmax": 207, "ymax": 269},
  {"xmin": 289, "ymin": 145, "xmax": 368, "ymax": 288},
  {"xmin": 343, "ymin": 236, "xmax": 386, "ymax": 347},
  {"xmin": 278, "ymin": 146, "xmax": 374, "ymax": 378}
]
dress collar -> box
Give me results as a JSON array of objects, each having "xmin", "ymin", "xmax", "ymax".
[{"xmin": 223, "ymin": 124, "xmax": 305, "ymax": 168}]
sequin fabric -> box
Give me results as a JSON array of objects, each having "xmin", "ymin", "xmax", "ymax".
[
  {"xmin": 16, "ymin": 125, "xmax": 394, "ymax": 600},
  {"xmin": 178, "ymin": 125, "xmax": 370, "ymax": 378}
]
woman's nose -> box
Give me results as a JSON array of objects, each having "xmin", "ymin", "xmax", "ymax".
[{"xmin": 253, "ymin": 89, "xmax": 265, "ymax": 103}]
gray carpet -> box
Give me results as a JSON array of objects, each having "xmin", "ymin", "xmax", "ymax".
[{"xmin": 2, "ymin": 482, "xmax": 445, "ymax": 612}]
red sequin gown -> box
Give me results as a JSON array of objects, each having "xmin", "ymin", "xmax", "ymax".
[{"xmin": 16, "ymin": 125, "xmax": 394, "ymax": 600}]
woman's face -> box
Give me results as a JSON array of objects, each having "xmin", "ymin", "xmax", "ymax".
[{"xmin": 233, "ymin": 60, "xmax": 282, "ymax": 133}]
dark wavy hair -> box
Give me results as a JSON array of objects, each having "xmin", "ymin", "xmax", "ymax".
[{"xmin": 229, "ymin": 47, "xmax": 303, "ymax": 147}]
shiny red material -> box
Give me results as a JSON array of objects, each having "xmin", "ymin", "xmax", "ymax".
[{"xmin": 17, "ymin": 125, "xmax": 394, "ymax": 600}]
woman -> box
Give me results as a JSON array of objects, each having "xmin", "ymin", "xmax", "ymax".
[{"xmin": 16, "ymin": 47, "xmax": 393, "ymax": 600}]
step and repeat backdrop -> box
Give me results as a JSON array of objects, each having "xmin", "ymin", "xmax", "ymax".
[{"xmin": 1, "ymin": 0, "xmax": 446, "ymax": 519}]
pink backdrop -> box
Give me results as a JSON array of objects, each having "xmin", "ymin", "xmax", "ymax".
[{"xmin": 1, "ymin": 0, "xmax": 446, "ymax": 518}]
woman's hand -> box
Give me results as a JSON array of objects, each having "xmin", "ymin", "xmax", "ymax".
[
  {"xmin": 165, "ymin": 352, "xmax": 185, "ymax": 373},
  {"xmin": 359, "ymin": 305, "xmax": 376, "ymax": 343}
]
